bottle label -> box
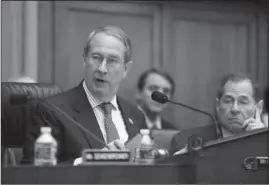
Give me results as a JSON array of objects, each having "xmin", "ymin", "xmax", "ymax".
[
  {"xmin": 135, "ymin": 148, "xmax": 155, "ymax": 160},
  {"xmin": 35, "ymin": 143, "xmax": 57, "ymax": 160}
]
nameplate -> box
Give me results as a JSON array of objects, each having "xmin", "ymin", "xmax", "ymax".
[
  {"xmin": 82, "ymin": 149, "xmax": 131, "ymax": 164},
  {"xmin": 244, "ymin": 156, "xmax": 268, "ymax": 171}
]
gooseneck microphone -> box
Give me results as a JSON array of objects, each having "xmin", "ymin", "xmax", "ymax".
[
  {"xmin": 152, "ymin": 91, "xmax": 214, "ymax": 120},
  {"xmin": 151, "ymin": 91, "xmax": 222, "ymax": 137},
  {"xmin": 45, "ymin": 102, "xmax": 109, "ymax": 149},
  {"xmin": 9, "ymin": 94, "xmax": 109, "ymax": 149}
]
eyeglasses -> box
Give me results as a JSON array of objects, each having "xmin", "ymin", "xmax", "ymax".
[
  {"xmin": 146, "ymin": 85, "xmax": 172, "ymax": 97},
  {"xmin": 220, "ymin": 96, "xmax": 255, "ymax": 109},
  {"xmin": 86, "ymin": 53, "xmax": 124, "ymax": 68}
]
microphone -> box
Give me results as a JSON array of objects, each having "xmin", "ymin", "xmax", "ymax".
[
  {"xmin": 151, "ymin": 91, "xmax": 169, "ymax": 104},
  {"xmin": 9, "ymin": 94, "xmax": 109, "ymax": 149},
  {"xmin": 44, "ymin": 103, "xmax": 132, "ymax": 164},
  {"xmin": 151, "ymin": 91, "xmax": 222, "ymax": 137}
]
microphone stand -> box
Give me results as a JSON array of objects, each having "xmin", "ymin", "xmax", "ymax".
[
  {"xmin": 168, "ymin": 100, "xmax": 223, "ymax": 138},
  {"xmin": 45, "ymin": 101, "xmax": 110, "ymax": 149}
]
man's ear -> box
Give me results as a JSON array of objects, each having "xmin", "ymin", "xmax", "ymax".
[
  {"xmin": 215, "ymin": 98, "xmax": 220, "ymax": 112},
  {"xmin": 256, "ymin": 100, "xmax": 264, "ymax": 113},
  {"xmin": 123, "ymin": 61, "xmax": 133, "ymax": 78},
  {"xmin": 82, "ymin": 55, "xmax": 87, "ymax": 68}
]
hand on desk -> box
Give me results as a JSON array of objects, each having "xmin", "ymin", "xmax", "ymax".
[
  {"xmin": 73, "ymin": 139, "xmax": 126, "ymax": 166},
  {"xmin": 105, "ymin": 139, "xmax": 126, "ymax": 150}
]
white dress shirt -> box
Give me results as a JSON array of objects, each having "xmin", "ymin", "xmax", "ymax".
[{"xmin": 82, "ymin": 81, "xmax": 129, "ymax": 144}]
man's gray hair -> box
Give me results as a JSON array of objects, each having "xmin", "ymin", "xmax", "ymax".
[
  {"xmin": 83, "ymin": 25, "xmax": 132, "ymax": 63},
  {"xmin": 216, "ymin": 73, "xmax": 262, "ymax": 102}
]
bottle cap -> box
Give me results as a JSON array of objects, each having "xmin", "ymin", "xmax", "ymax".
[
  {"xmin": 41, "ymin": 127, "xmax": 51, "ymax": 133},
  {"xmin": 140, "ymin": 129, "xmax": 150, "ymax": 135}
]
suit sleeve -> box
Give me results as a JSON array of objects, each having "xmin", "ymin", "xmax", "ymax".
[
  {"xmin": 169, "ymin": 132, "xmax": 189, "ymax": 155},
  {"xmin": 137, "ymin": 109, "xmax": 147, "ymax": 130},
  {"xmin": 141, "ymin": 113, "xmax": 147, "ymax": 130},
  {"xmin": 21, "ymin": 101, "xmax": 65, "ymax": 164}
]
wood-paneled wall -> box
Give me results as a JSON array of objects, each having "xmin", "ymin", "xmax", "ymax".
[
  {"xmin": 161, "ymin": 2, "xmax": 269, "ymax": 128},
  {"xmin": 2, "ymin": 1, "xmax": 38, "ymax": 81},
  {"xmin": 2, "ymin": 1, "xmax": 24, "ymax": 80},
  {"xmin": 2, "ymin": 1, "xmax": 268, "ymax": 129}
]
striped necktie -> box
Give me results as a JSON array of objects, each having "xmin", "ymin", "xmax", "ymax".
[{"xmin": 99, "ymin": 102, "xmax": 120, "ymax": 144}]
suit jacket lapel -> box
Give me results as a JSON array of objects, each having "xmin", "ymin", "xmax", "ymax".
[
  {"xmin": 71, "ymin": 83, "xmax": 106, "ymax": 149},
  {"xmin": 117, "ymin": 98, "xmax": 139, "ymax": 141}
]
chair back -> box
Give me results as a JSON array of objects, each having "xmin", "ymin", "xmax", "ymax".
[{"xmin": 1, "ymin": 82, "xmax": 63, "ymax": 165}]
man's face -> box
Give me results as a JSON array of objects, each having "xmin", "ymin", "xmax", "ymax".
[
  {"xmin": 83, "ymin": 33, "xmax": 132, "ymax": 100},
  {"xmin": 139, "ymin": 73, "xmax": 172, "ymax": 113},
  {"xmin": 216, "ymin": 80, "xmax": 257, "ymax": 133}
]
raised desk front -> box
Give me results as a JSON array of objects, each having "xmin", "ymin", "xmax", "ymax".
[
  {"xmin": 197, "ymin": 128, "xmax": 268, "ymax": 184},
  {"xmin": 2, "ymin": 162, "xmax": 195, "ymax": 184}
]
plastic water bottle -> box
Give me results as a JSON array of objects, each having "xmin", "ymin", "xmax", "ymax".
[
  {"xmin": 34, "ymin": 127, "xmax": 58, "ymax": 166},
  {"xmin": 134, "ymin": 129, "xmax": 156, "ymax": 164}
]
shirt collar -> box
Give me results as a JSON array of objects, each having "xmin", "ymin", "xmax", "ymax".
[
  {"xmin": 82, "ymin": 80, "xmax": 118, "ymax": 110},
  {"xmin": 137, "ymin": 105, "xmax": 162, "ymax": 129},
  {"xmin": 221, "ymin": 126, "xmax": 234, "ymax": 138},
  {"xmin": 110, "ymin": 95, "xmax": 119, "ymax": 110}
]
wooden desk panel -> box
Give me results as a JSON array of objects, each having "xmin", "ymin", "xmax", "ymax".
[{"xmin": 2, "ymin": 163, "xmax": 194, "ymax": 184}]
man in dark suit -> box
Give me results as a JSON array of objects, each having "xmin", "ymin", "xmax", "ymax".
[
  {"xmin": 136, "ymin": 68, "xmax": 178, "ymax": 130},
  {"xmin": 22, "ymin": 26, "xmax": 146, "ymax": 164},
  {"xmin": 170, "ymin": 73, "xmax": 266, "ymax": 155}
]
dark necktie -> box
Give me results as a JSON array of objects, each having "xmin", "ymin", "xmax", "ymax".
[{"xmin": 99, "ymin": 102, "xmax": 120, "ymax": 144}]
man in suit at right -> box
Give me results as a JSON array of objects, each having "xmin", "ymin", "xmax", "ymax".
[
  {"xmin": 136, "ymin": 68, "xmax": 178, "ymax": 130},
  {"xmin": 170, "ymin": 73, "xmax": 266, "ymax": 155}
]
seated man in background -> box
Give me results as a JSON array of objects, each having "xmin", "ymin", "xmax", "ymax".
[
  {"xmin": 136, "ymin": 68, "xmax": 178, "ymax": 130},
  {"xmin": 215, "ymin": 73, "xmax": 265, "ymax": 137},
  {"xmin": 170, "ymin": 73, "xmax": 266, "ymax": 155},
  {"xmin": 22, "ymin": 25, "xmax": 146, "ymax": 164}
]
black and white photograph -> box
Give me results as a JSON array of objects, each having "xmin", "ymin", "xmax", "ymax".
[{"xmin": 1, "ymin": 0, "xmax": 268, "ymax": 184}]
